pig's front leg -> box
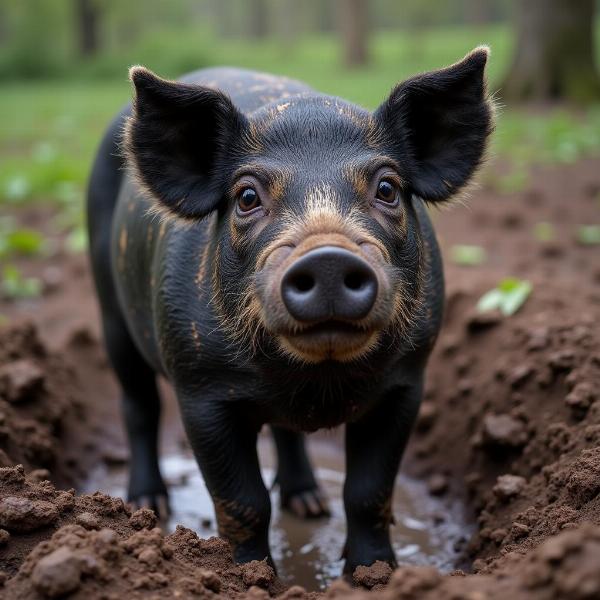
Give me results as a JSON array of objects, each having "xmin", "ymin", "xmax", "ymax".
[
  {"xmin": 342, "ymin": 378, "xmax": 423, "ymax": 574},
  {"xmin": 177, "ymin": 390, "xmax": 272, "ymax": 566}
]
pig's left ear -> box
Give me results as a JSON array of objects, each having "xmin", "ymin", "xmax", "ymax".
[
  {"xmin": 374, "ymin": 47, "xmax": 494, "ymax": 202},
  {"xmin": 125, "ymin": 66, "xmax": 248, "ymax": 219}
]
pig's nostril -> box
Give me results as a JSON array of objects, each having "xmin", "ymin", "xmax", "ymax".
[
  {"xmin": 344, "ymin": 271, "xmax": 365, "ymax": 291},
  {"xmin": 291, "ymin": 272, "xmax": 315, "ymax": 293},
  {"xmin": 281, "ymin": 247, "xmax": 378, "ymax": 323}
]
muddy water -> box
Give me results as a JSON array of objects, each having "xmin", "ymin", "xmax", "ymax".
[{"xmin": 85, "ymin": 437, "xmax": 470, "ymax": 590}]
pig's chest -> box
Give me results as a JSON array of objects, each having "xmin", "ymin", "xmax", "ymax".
[{"xmin": 248, "ymin": 364, "xmax": 391, "ymax": 431}]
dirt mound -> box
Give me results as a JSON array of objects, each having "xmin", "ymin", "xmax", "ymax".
[
  {"xmin": 2, "ymin": 282, "xmax": 599, "ymax": 600},
  {"xmin": 1, "ymin": 159, "xmax": 600, "ymax": 598},
  {"xmin": 7, "ymin": 523, "xmax": 283, "ymax": 599},
  {"xmin": 0, "ymin": 322, "xmax": 89, "ymax": 486},
  {"xmin": 407, "ymin": 282, "xmax": 600, "ymax": 572},
  {"xmin": 334, "ymin": 524, "xmax": 600, "ymax": 599},
  {"xmin": 0, "ymin": 465, "xmax": 286, "ymax": 599}
]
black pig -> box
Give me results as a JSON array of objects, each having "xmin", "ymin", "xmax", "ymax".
[{"xmin": 87, "ymin": 47, "xmax": 493, "ymax": 572}]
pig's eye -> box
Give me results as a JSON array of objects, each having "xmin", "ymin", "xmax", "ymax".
[
  {"xmin": 237, "ymin": 187, "xmax": 261, "ymax": 213},
  {"xmin": 375, "ymin": 178, "xmax": 399, "ymax": 205}
]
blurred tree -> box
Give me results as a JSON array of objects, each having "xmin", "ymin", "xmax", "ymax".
[
  {"xmin": 211, "ymin": 0, "xmax": 231, "ymax": 37},
  {"xmin": 305, "ymin": 0, "xmax": 334, "ymax": 32},
  {"xmin": 335, "ymin": 0, "xmax": 369, "ymax": 67},
  {"xmin": 0, "ymin": 0, "xmax": 70, "ymax": 78},
  {"xmin": 75, "ymin": 0, "xmax": 101, "ymax": 57},
  {"xmin": 247, "ymin": 0, "xmax": 268, "ymax": 38},
  {"xmin": 276, "ymin": 0, "xmax": 298, "ymax": 49},
  {"xmin": 466, "ymin": 0, "xmax": 491, "ymax": 25},
  {"xmin": 502, "ymin": 0, "xmax": 600, "ymax": 103}
]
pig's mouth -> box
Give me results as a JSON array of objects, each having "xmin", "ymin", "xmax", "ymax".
[{"xmin": 277, "ymin": 320, "xmax": 380, "ymax": 363}]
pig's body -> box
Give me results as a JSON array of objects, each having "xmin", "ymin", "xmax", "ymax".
[{"xmin": 88, "ymin": 57, "xmax": 491, "ymax": 573}]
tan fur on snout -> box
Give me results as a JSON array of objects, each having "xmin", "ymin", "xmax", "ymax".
[
  {"xmin": 256, "ymin": 185, "xmax": 390, "ymax": 270},
  {"xmin": 216, "ymin": 184, "xmax": 426, "ymax": 364},
  {"xmin": 250, "ymin": 185, "xmax": 398, "ymax": 363}
]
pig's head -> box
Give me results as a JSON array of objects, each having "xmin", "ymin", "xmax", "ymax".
[{"xmin": 125, "ymin": 48, "xmax": 493, "ymax": 364}]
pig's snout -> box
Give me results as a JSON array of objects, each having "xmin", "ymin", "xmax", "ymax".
[{"xmin": 281, "ymin": 246, "xmax": 378, "ymax": 323}]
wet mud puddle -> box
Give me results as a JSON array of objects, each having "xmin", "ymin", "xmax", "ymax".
[{"xmin": 85, "ymin": 437, "xmax": 470, "ymax": 590}]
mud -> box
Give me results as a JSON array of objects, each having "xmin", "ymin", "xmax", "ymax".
[
  {"xmin": 0, "ymin": 158, "xmax": 599, "ymax": 598},
  {"xmin": 87, "ymin": 439, "xmax": 469, "ymax": 589}
]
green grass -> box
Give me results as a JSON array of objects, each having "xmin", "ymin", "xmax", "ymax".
[{"xmin": 1, "ymin": 25, "xmax": 600, "ymax": 215}]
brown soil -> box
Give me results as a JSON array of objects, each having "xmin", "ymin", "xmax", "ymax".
[{"xmin": 0, "ymin": 158, "xmax": 599, "ymax": 598}]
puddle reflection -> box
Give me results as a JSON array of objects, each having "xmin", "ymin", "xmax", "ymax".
[{"xmin": 85, "ymin": 439, "xmax": 470, "ymax": 590}]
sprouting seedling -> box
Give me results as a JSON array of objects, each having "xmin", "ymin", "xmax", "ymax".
[
  {"xmin": 1, "ymin": 265, "xmax": 42, "ymax": 300},
  {"xmin": 477, "ymin": 278, "xmax": 532, "ymax": 317},
  {"xmin": 576, "ymin": 225, "xmax": 600, "ymax": 245},
  {"xmin": 533, "ymin": 222, "xmax": 554, "ymax": 242},
  {"xmin": 65, "ymin": 225, "xmax": 88, "ymax": 254},
  {"xmin": 0, "ymin": 229, "xmax": 46, "ymax": 258},
  {"xmin": 0, "ymin": 218, "xmax": 46, "ymax": 258},
  {"xmin": 450, "ymin": 245, "xmax": 487, "ymax": 266},
  {"xmin": 3, "ymin": 175, "xmax": 31, "ymax": 202}
]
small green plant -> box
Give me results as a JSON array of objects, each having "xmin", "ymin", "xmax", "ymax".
[
  {"xmin": 495, "ymin": 168, "xmax": 529, "ymax": 194},
  {"xmin": 1, "ymin": 265, "xmax": 42, "ymax": 300},
  {"xmin": 3, "ymin": 174, "xmax": 31, "ymax": 202},
  {"xmin": 533, "ymin": 221, "xmax": 555, "ymax": 242},
  {"xmin": 477, "ymin": 278, "xmax": 532, "ymax": 316},
  {"xmin": 450, "ymin": 244, "xmax": 487, "ymax": 266},
  {"xmin": 576, "ymin": 225, "xmax": 600, "ymax": 245},
  {"xmin": 0, "ymin": 217, "xmax": 46, "ymax": 258},
  {"xmin": 65, "ymin": 225, "xmax": 88, "ymax": 253}
]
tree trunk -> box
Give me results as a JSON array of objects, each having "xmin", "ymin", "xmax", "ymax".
[
  {"xmin": 75, "ymin": 0, "xmax": 99, "ymax": 58},
  {"xmin": 335, "ymin": 0, "xmax": 369, "ymax": 67},
  {"xmin": 466, "ymin": 0, "xmax": 491, "ymax": 25},
  {"xmin": 502, "ymin": 0, "xmax": 600, "ymax": 104},
  {"xmin": 247, "ymin": 0, "xmax": 268, "ymax": 39},
  {"xmin": 277, "ymin": 0, "xmax": 298, "ymax": 51}
]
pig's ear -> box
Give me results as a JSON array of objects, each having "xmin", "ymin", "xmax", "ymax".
[
  {"xmin": 125, "ymin": 66, "xmax": 247, "ymax": 219},
  {"xmin": 374, "ymin": 47, "xmax": 494, "ymax": 202}
]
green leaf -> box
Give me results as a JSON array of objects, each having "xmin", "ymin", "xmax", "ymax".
[
  {"xmin": 496, "ymin": 169, "xmax": 528, "ymax": 194},
  {"xmin": 1, "ymin": 265, "xmax": 42, "ymax": 300},
  {"xmin": 477, "ymin": 288, "xmax": 504, "ymax": 313},
  {"xmin": 450, "ymin": 245, "xmax": 487, "ymax": 266},
  {"xmin": 6, "ymin": 229, "xmax": 45, "ymax": 256},
  {"xmin": 533, "ymin": 222, "xmax": 554, "ymax": 242},
  {"xmin": 54, "ymin": 181, "xmax": 79, "ymax": 205},
  {"xmin": 498, "ymin": 277, "xmax": 522, "ymax": 293},
  {"xmin": 65, "ymin": 226, "xmax": 88, "ymax": 253},
  {"xmin": 0, "ymin": 222, "xmax": 45, "ymax": 258},
  {"xmin": 31, "ymin": 141, "xmax": 58, "ymax": 163},
  {"xmin": 501, "ymin": 281, "xmax": 532, "ymax": 316},
  {"xmin": 477, "ymin": 278, "xmax": 532, "ymax": 317},
  {"xmin": 4, "ymin": 175, "xmax": 31, "ymax": 202},
  {"xmin": 576, "ymin": 225, "xmax": 600, "ymax": 245}
]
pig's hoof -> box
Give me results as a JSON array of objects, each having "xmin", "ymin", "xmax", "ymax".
[
  {"xmin": 129, "ymin": 493, "xmax": 170, "ymax": 521},
  {"xmin": 281, "ymin": 488, "xmax": 330, "ymax": 519}
]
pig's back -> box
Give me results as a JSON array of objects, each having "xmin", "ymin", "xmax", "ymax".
[{"xmin": 179, "ymin": 67, "xmax": 312, "ymax": 114}]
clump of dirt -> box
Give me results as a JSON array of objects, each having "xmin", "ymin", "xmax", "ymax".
[
  {"xmin": 407, "ymin": 284, "xmax": 600, "ymax": 572},
  {"xmin": 8, "ymin": 524, "xmax": 283, "ymax": 599},
  {"xmin": 0, "ymin": 465, "xmax": 285, "ymax": 599},
  {"xmin": 336, "ymin": 524, "xmax": 600, "ymax": 599},
  {"xmin": 0, "ymin": 464, "xmax": 127, "ymax": 579},
  {"xmin": 0, "ymin": 322, "xmax": 88, "ymax": 486}
]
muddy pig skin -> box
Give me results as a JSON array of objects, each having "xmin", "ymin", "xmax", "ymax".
[{"xmin": 87, "ymin": 48, "xmax": 493, "ymax": 573}]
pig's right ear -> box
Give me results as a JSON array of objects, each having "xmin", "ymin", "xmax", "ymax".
[
  {"xmin": 125, "ymin": 67, "xmax": 248, "ymax": 219},
  {"xmin": 374, "ymin": 47, "xmax": 494, "ymax": 203}
]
